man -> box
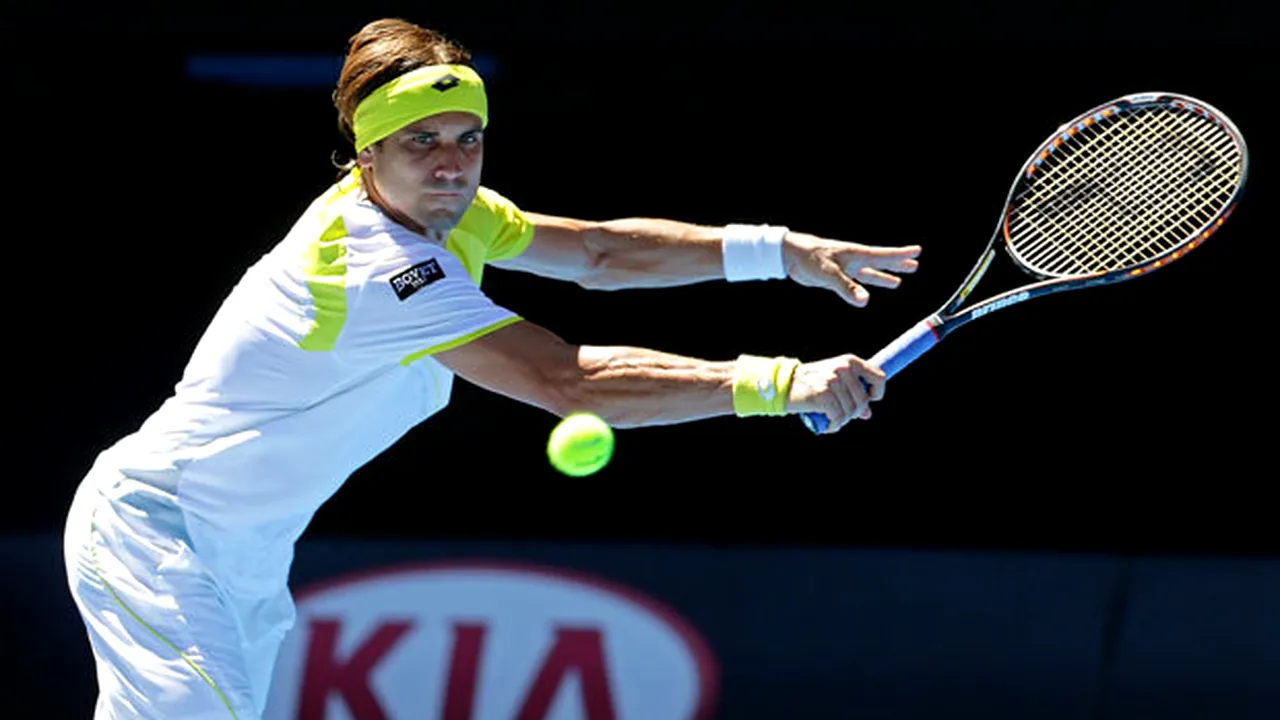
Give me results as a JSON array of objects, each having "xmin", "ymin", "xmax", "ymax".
[{"xmin": 64, "ymin": 18, "xmax": 921, "ymax": 719}]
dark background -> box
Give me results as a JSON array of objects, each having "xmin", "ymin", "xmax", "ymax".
[{"xmin": 4, "ymin": 1, "xmax": 1274, "ymax": 552}]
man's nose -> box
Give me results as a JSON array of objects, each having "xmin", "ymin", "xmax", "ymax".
[{"xmin": 433, "ymin": 146, "xmax": 465, "ymax": 179}]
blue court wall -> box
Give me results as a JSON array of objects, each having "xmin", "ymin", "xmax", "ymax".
[{"xmin": 4, "ymin": 535, "xmax": 1277, "ymax": 719}]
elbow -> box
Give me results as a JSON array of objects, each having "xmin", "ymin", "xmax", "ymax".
[
  {"xmin": 520, "ymin": 335, "xmax": 611, "ymax": 422},
  {"xmin": 572, "ymin": 226, "xmax": 622, "ymax": 291},
  {"xmin": 538, "ymin": 355, "xmax": 595, "ymax": 418}
]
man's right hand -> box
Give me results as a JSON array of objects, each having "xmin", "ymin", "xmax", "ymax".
[{"xmin": 788, "ymin": 354, "xmax": 887, "ymax": 433}]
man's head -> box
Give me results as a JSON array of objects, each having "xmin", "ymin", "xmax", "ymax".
[{"xmin": 334, "ymin": 19, "xmax": 484, "ymax": 235}]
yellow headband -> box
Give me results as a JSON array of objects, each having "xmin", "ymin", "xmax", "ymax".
[{"xmin": 352, "ymin": 64, "xmax": 488, "ymax": 152}]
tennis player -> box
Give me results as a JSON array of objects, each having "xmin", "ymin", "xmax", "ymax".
[{"xmin": 64, "ymin": 18, "xmax": 921, "ymax": 719}]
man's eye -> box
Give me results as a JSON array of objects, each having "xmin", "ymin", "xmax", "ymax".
[{"xmin": 412, "ymin": 134, "xmax": 436, "ymax": 145}]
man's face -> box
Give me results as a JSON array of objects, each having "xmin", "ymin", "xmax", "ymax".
[{"xmin": 360, "ymin": 111, "xmax": 484, "ymax": 234}]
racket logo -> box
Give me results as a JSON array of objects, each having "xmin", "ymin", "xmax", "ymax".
[
  {"xmin": 1035, "ymin": 179, "xmax": 1139, "ymax": 221},
  {"xmin": 1150, "ymin": 133, "xmax": 1221, "ymax": 184},
  {"xmin": 1023, "ymin": 129, "xmax": 1220, "ymax": 223},
  {"xmin": 970, "ymin": 291, "xmax": 1030, "ymax": 319}
]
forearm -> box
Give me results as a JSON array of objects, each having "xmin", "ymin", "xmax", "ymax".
[
  {"xmin": 563, "ymin": 345, "xmax": 736, "ymax": 427},
  {"xmin": 577, "ymin": 218, "xmax": 725, "ymax": 289},
  {"xmin": 435, "ymin": 320, "xmax": 784, "ymax": 429}
]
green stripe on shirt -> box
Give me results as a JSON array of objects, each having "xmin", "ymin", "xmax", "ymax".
[
  {"xmin": 400, "ymin": 316, "xmax": 523, "ymax": 366},
  {"xmin": 299, "ymin": 214, "xmax": 349, "ymax": 351}
]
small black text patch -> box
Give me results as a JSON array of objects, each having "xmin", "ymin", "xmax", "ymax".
[{"xmin": 390, "ymin": 259, "xmax": 446, "ymax": 301}]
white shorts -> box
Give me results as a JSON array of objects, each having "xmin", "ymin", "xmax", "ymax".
[{"xmin": 64, "ymin": 468, "xmax": 287, "ymax": 720}]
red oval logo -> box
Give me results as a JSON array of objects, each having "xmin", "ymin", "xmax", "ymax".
[{"xmin": 265, "ymin": 560, "xmax": 719, "ymax": 719}]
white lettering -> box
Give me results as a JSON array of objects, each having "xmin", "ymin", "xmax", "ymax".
[{"xmin": 971, "ymin": 291, "xmax": 1031, "ymax": 319}]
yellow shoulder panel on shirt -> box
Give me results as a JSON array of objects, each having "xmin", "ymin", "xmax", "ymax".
[
  {"xmin": 298, "ymin": 173, "xmax": 361, "ymax": 351},
  {"xmin": 445, "ymin": 186, "xmax": 535, "ymax": 284}
]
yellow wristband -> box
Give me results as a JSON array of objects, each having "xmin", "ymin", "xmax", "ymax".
[{"xmin": 733, "ymin": 355, "xmax": 801, "ymax": 416}]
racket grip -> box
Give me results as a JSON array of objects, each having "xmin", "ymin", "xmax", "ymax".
[{"xmin": 800, "ymin": 320, "xmax": 940, "ymax": 434}]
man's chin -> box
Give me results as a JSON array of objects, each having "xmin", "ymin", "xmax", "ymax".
[{"xmin": 422, "ymin": 208, "xmax": 465, "ymax": 234}]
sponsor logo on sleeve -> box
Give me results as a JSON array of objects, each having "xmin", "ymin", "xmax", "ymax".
[{"xmin": 390, "ymin": 259, "xmax": 446, "ymax": 301}]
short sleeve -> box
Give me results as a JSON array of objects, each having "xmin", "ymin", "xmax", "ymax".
[
  {"xmin": 456, "ymin": 186, "xmax": 536, "ymax": 263},
  {"xmin": 340, "ymin": 244, "xmax": 522, "ymax": 366}
]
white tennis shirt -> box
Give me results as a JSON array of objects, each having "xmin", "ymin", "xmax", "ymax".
[{"xmin": 92, "ymin": 167, "xmax": 533, "ymax": 595}]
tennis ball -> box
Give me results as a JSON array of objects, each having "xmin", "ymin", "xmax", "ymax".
[{"xmin": 547, "ymin": 412, "xmax": 614, "ymax": 477}]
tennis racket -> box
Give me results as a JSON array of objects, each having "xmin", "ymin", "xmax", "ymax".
[{"xmin": 801, "ymin": 91, "xmax": 1248, "ymax": 435}]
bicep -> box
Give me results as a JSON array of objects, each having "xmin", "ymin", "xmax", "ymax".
[
  {"xmin": 490, "ymin": 213, "xmax": 596, "ymax": 282},
  {"xmin": 432, "ymin": 318, "xmax": 580, "ymax": 416}
]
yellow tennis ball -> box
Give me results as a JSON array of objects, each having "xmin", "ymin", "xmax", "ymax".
[{"xmin": 547, "ymin": 412, "xmax": 614, "ymax": 477}]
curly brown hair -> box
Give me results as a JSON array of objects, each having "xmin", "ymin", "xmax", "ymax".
[{"xmin": 332, "ymin": 19, "xmax": 473, "ymax": 164}]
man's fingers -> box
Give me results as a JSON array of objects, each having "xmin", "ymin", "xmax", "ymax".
[
  {"xmin": 854, "ymin": 267, "xmax": 904, "ymax": 289},
  {"xmin": 839, "ymin": 360, "xmax": 872, "ymax": 419},
  {"xmin": 861, "ymin": 365, "xmax": 886, "ymax": 401},
  {"xmin": 853, "ymin": 371, "xmax": 872, "ymax": 415},
  {"xmin": 828, "ymin": 372, "xmax": 857, "ymax": 430},
  {"xmin": 798, "ymin": 355, "xmax": 887, "ymax": 433},
  {"xmin": 824, "ymin": 259, "xmax": 869, "ymax": 307},
  {"xmin": 847, "ymin": 282, "xmax": 870, "ymax": 306},
  {"xmin": 846, "ymin": 245, "xmax": 921, "ymax": 272}
]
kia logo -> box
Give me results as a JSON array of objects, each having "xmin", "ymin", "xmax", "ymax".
[{"xmin": 264, "ymin": 561, "xmax": 719, "ymax": 719}]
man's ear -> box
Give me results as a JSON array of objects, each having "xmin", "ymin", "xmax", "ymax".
[{"xmin": 357, "ymin": 146, "xmax": 375, "ymax": 168}]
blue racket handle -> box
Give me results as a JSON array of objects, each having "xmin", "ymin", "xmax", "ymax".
[{"xmin": 800, "ymin": 320, "xmax": 939, "ymax": 434}]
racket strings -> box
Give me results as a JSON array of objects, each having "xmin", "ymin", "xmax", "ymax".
[
  {"xmin": 1007, "ymin": 105, "xmax": 1242, "ymax": 277},
  {"xmin": 1025, "ymin": 115, "xmax": 1155, "ymax": 270},
  {"xmin": 1042, "ymin": 111, "xmax": 1233, "ymax": 270},
  {"xmin": 1019, "ymin": 109, "xmax": 1236, "ymax": 272},
  {"xmin": 1014, "ymin": 108, "xmax": 1239, "ymax": 274},
  {"xmin": 1089, "ymin": 110, "xmax": 1237, "ymax": 264},
  {"xmin": 1018, "ymin": 109, "xmax": 1229, "ymax": 272},
  {"xmin": 1008, "ymin": 116, "xmax": 1149, "ymax": 273}
]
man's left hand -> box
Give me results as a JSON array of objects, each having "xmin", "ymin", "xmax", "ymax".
[{"xmin": 782, "ymin": 232, "xmax": 922, "ymax": 307}]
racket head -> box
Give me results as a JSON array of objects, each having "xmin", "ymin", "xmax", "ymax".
[{"xmin": 1001, "ymin": 92, "xmax": 1247, "ymax": 283}]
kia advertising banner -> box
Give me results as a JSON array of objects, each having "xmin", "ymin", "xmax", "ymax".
[
  {"xmin": 4, "ymin": 534, "xmax": 1278, "ymax": 719},
  {"xmin": 265, "ymin": 561, "xmax": 718, "ymax": 720}
]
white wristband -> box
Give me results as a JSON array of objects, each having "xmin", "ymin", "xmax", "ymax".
[{"xmin": 722, "ymin": 224, "xmax": 789, "ymax": 282}]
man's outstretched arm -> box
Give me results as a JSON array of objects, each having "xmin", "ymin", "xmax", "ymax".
[
  {"xmin": 491, "ymin": 212, "xmax": 921, "ymax": 307},
  {"xmin": 432, "ymin": 318, "xmax": 885, "ymax": 433}
]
